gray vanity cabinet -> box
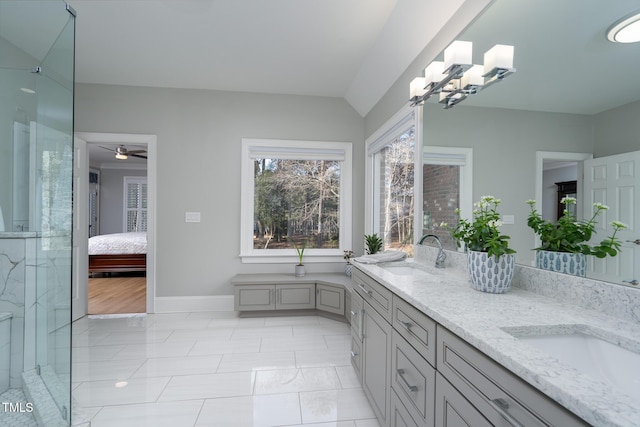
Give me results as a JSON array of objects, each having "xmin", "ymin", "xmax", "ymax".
[
  {"xmin": 437, "ymin": 326, "xmax": 589, "ymax": 427},
  {"xmin": 316, "ymin": 283, "xmax": 345, "ymax": 315},
  {"xmin": 435, "ymin": 372, "xmax": 492, "ymax": 427},
  {"xmin": 362, "ymin": 296, "xmax": 393, "ymax": 426},
  {"xmin": 234, "ymin": 283, "xmax": 315, "ymax": 311}
]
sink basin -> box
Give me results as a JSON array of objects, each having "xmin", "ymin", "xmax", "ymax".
[
  {"xmin": 512, "ymin": 331, "xmax": 640, "ymax": 398},
  {"xmin": 379, "ymin": 263, "xmax": 435, "ymax": 278}
]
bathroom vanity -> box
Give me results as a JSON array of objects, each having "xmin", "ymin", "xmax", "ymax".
[{"xmin": 350, "ymin": 247, "xmax": 640, "ymax": 427}]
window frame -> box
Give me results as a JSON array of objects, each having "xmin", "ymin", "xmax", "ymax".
[
  {"xmin": 240, "ymin": 138, "xmax": 353, "ymax": 264},
  {"xmin": 365, "ymin": 104, "xmax": 422, "ymax": 249}
]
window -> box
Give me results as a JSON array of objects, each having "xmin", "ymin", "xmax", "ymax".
[
  {"xmin": 367, "ymin": 106, "xmax": 417, "ymax": 256},
  {"xmin": 123, "ymin": 176, "xmax": 147, "ymax": 232},
  {"xmin": 422, "ymin": 147, "xmax": 473, "ymax": 251},
  {"xmin": 240, "ymin": 139, "xmax": 352, "ymax": 263}
]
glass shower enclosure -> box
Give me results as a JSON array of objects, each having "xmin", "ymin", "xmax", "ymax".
[{"xmin": 0, "ymin": 1, "xmax": 75, "ymax": 425}]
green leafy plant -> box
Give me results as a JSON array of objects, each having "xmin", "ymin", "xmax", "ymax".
[
  {"xmin": 526, "ymin": 198, "xmax": 627, "ymax": 258},
  {"xmin": 448, "ymin": 195, "xmax": 516, "ymax": 258},
  {"xmin": 364, "ymin": 234, "xmax": 383, "ymax": 255},
  {"xmin": 292, "ymin": 240, "xmax": 306, "ymax": 265},
  {"xmin": 343, "ymin": 250, "xmax": 355, "ymax": 263}
]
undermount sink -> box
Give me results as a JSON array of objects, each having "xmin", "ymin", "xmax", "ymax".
[
  {"xmin": 379, "ymin": 263, "xmax": 435, "ymax": 278},
  {"xmin": 506, "ymin": 327, "xmax": 640, "ymax": 399}
]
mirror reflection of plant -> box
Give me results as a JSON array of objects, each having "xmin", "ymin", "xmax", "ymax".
[
  {"xmin": 526, "ymin": 198, "xmax": 627, "ymax": 257},
  {"xmin": 447, "ymin": 196, "xmax": 516, "ymax": 258},
  {"xmin": 364, "ymin": 234, "xmax": 383, "ymax": 254}
]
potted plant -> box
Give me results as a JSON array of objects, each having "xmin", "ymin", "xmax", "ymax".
[
  {"xmin": 343, "ymin": 250, "xmax": 355, "ymax": 277},
  {"xmin": 292, "ymin": 240, "xmax": 306, "ymax": 277},
  {"xmin": 448, "ymin": 195, "xmax": 516, "ymax": 293},
  {"xmin": 364, "ymin": 233, "xmax": 383, "ymax": 255},
  {"xmin": 526, "ymin": 198, "xmax": 627, "ymax": 276}
]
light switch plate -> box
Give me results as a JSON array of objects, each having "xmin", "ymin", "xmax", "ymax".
[
  {"xmin": 185, "ymin": 212, "xmax": 201, "ymax": 223},
  {"xmin": 502, "ymin": 214, "xmax": 515, "ymax": 225}
]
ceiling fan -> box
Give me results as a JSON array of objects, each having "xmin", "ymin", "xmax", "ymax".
[{"xmin": 100, "ymin": 145, "xmax": 147, "ymax": 160}]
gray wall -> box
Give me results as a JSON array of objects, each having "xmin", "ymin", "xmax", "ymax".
[
  {"xmin": 75, "ymin": 84, "xmax": 365, "ymax": 298},
  {"xmin": 96, "ymin": 167, "xmax": 147, "ymax": 235},
  {"xmin": 542, "ymin": 165, "xmax": 577, "ymax": 221},
  {"xmin": 593, "ymin": 99, "xmax": 640, "ymax": 158}
]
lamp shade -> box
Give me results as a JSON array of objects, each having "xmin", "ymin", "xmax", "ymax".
[
  {"xmin": 484, "ymin": 44, "xmax": 514, "ymax": 73},
  {"xmin": 410, "ymin": 77, "xmax": 426, "ymax": 99},
  {"xmin": 461, "ymin": 64, "xmax": 485, "ymax": 89},
  {"xmin": 424, "ymin": 61, "xmax": 445, "ymax": 85},
  {"xmin": 444, "ymin": 40, "xmax": 472, "ymax": 70}
]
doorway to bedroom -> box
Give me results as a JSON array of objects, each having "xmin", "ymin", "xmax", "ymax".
[{"xmin": 75, "ymin": 132, "xmax": 157, "ymax": 318}]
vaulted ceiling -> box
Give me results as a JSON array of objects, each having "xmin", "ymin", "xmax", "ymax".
[{"xmin": 66, "ymin": 0, "xmax": 466, "ymax": 117}]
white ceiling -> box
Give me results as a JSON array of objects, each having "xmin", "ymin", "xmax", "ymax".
[{"xmin": 66, "ymin": 0, "xmax": 466, "ymax": 117}]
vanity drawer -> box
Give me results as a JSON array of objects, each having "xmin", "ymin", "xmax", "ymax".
[
  {"xmin": 353, "ymin": 268, "xmax": 393, "ymax": 322},
  {"xmin": 437, "ymin": 326, "xmax": 589, "ymax": 427},
  {"xmin": 391, "ymin": 330, "xmax": 435, "ymax": 427},
  {"xmin": 392, "ymin": 296, "xmax": 436, "ymax": 367}
]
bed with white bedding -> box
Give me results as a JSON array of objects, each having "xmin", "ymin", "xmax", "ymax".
[{"xmin": 88, "ymin": 232, "xmax": 147, "ymax": 274}]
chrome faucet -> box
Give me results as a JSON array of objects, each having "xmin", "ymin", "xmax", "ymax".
[{"xmin": 418, "ymin": 234, "xmax": 446, "ymax": 268}]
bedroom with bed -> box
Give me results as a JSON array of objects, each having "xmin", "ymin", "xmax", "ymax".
[{"xmin": 87, "ymin": 144, "xmax": 148, "ymax": 314}]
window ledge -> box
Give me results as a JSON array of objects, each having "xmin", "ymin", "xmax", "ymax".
[{"xmin": 240, "ymin": 253, "xmax": 345, "ymax": 264}]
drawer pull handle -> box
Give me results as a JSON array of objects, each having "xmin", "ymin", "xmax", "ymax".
[
  {"xmin": 399, "ymin": 320, "xmax": 413, "ymax": 329},
  {"xmin": 489, "ymin": 398, "xmax": 524, "ymax": 427},
  {"xmin": 350, "ymin": 310, "xmax": 356, "ymax": 317},
  {"xmin": 350, "ymin": 351, "xmax": 358, "ymax": 357},
  {"xmin": 396, "ymin": 369, "xmax": 418, "ymax": 392},
  {"xmin": 358, "ymin": 283, "xmax": 373, "ymax": 297}
]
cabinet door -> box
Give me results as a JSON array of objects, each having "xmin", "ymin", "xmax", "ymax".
[
  {"xmin": 235, "ymin": 285, "xmax": 275, "ymax": 311},
  {"xmin": 391, "ymin": 389, "xmax": 420, "ymax": 427},
  {"xmin": 435, "ymin": 373, "xmax": 492, "ymax": 427},
  {"xmin": 362, "ymin": 301, "xmax": 392, "ymax": 426},
  {"xmin": 276, "ymin": 283, "xmax": 315, "ymax": 309},
  {"xmin": 316, "ymin": 283, "xmax": 345, "ymax": 315}
]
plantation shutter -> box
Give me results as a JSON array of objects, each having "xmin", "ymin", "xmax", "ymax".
[{"xmin": 124, "ymin": 177, "xmax": 147, "ymax": 232}]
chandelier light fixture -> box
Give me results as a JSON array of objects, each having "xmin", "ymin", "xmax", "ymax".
[{"xmin": 409, "ymin": 40, "xmax": 515, "ymax": 109}]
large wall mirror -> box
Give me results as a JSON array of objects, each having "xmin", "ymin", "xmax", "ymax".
[{"xmin": 421, "ymin": 0, "xmax": 640, "ymax": 287}]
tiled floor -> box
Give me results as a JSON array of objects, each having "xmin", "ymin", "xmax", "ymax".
[{"xmin": 71, "ymin": 312, "xmax": 380, "ymax": 427}]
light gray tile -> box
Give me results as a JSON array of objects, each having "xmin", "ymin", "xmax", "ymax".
[
  {"xmin": 158, "ymin": 371, "xmax": 254, "ymax": 401},
  {"xmin": 254, "ymin": 367, "xmax": 341, "ymax": 394},
  {"xmin": 196, "ymin": 394, "xmax": 301, "ymax": 427},
  {"xmin": 89, "ymin": 400, "xmax": 203, "ymax": 427},
  {"xmin": 300, "ymin": 388, "xmax": 376, "ymax": 424},
  {"xmin": 73, "ymin": 377, "xmax": 171, "ymax": 407}
]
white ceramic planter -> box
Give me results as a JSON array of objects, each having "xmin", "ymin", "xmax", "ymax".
[
  {"xmin": 467, "ymin": 251, "xmax": 515, "ymax": 294},
  {"xmin": 535, "ymin": 250, "xmax": 586, "ymax": 277},
  {"xmin": 294, "ymin": 264, "xmax": 306, "ymax": 277}
]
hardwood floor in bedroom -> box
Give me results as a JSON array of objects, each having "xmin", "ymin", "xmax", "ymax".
[{"xmin": 88, "ymin": 275, "xmax": 146, "ymax": 314}]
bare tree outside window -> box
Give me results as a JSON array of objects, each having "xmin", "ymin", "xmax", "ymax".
[
  {"xmin": 376, "ymin": 127, "xmax": 415, "ymax": 255},
  {"xmin": 253, "ymin": 158, "xmax": 340, "ymax": 250}
]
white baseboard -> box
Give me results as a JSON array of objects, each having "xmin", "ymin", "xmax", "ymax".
[{"xmin": 154, "ymin": 295, "xmax": 234, "ymax": 313}]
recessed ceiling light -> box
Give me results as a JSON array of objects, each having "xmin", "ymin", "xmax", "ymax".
[{"xmin": 607, "ymin": 11, "xmax": 640, "ymax": 43}]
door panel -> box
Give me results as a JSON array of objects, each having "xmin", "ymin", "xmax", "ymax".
[{"xmin": 584, "ymin": 152, "xmax": 640, "ymax": 285}]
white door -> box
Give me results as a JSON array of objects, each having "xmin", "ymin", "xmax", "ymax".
[
  {"xmin": 583, "ymin": 151, "xmax": 640, "ymax": 286},
  {"xmin": 72, "ymin": 136, "xmax": 89, "ymax": 321}
]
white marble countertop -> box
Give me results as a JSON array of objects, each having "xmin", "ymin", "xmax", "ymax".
[{"xmin": 352, "ymin": 259, "xmax": 640, "ymax": 427}]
